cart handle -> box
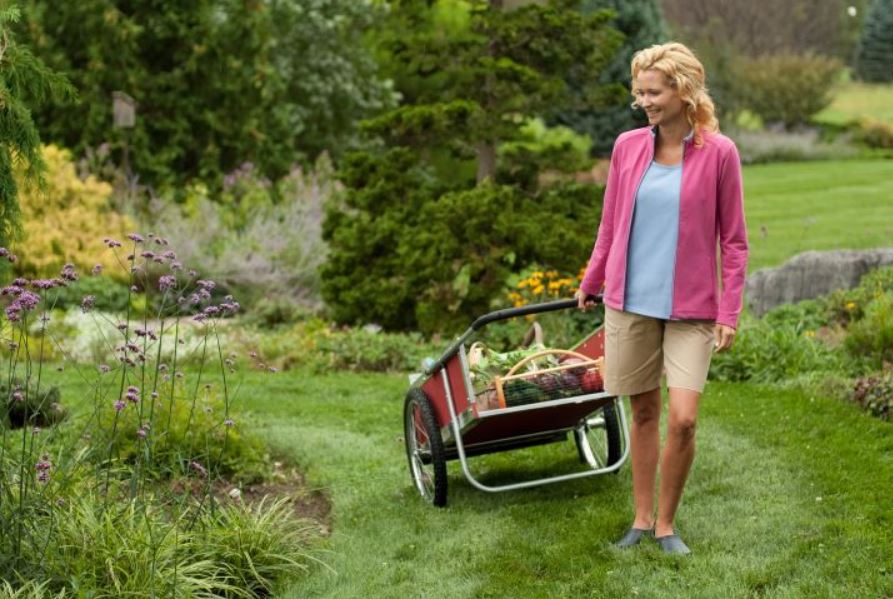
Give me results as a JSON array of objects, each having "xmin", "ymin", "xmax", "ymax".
[
  {"xmin": 423, "ymin": 295, "xmax": 603, "ymax": 376},
  {"xmin": 471, "ymin": 295, "xmax": 601, "ymax": 331}
]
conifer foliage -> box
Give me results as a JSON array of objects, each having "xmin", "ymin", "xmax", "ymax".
[
  {"xmin": 0, "ymin": 5, "xmax": 73, "ymax": 248},
  {"xmin": 321, "ymin": 0, "xmax": 620, "ymax": 334},
  {"xmin": 857, "ymin": 0, "xmax": 893, "ymax": 82}
]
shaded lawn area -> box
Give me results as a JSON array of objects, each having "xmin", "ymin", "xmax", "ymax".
[
  {"xmin": 742, "ymin": 159, "xmax": 893, "ymax": 273},
  {"xmin": 228, "ymin": 369, "xmax": 893, "ymax": 599}
]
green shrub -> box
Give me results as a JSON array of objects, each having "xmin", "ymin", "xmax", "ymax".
[
  {"xmin": 0, "ymin": 379, "xmax": 66, "ymax": 429},
  {"xmin": 822, "ymin": 265, "xmax": 893, "ymax": 327},
  {"xmin": 851, "ymin": 372, "xmax": 893, "ymax": 420},
  {"xmin": 311, "ymin": 328, "xmax": 442, "ymax": 373},
  {"xmin": 47, "ymin": 275, "xmax": 130, "ymax": 313},
  {"xmin": 761, "ymin": 298, "xmax": 828, "ymax": 333},
  {"xmin": 843, "ymin": 291, "xmax": 893, "ymax": 369},
  {"xmin": 89, "ymin": 379, "xmax": 270, "ymax": 485},
  {"xmin": 709, "ymin": 316, "xmax": 855, "ymax": 383},
  {"xmin": 736, "ymin": 53, "xmax": 843, "ymax": 129},
  {"xmin": 851, "ymin": 118, "xmax": 893, "ymax": 150}
]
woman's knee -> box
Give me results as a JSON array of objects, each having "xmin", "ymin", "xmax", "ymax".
[
  {"xmin": 630, "ymin": 388, "xmax": 661, "ymax": 424},
  {"xmin": 668, "ymin": 414, "xmax": 697, "ymax": 440}
]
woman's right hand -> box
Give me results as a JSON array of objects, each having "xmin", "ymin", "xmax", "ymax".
[{"xmin": 575, "ymin": 289, "xmax": 599, "ymax": 311}]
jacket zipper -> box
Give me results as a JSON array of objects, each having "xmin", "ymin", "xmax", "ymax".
[
  {"xmin": 619, "ymin": 132, "xmax": 657, "ymax": 312},
  {"xmin": 668, "ymin": 140, "xmax": 689, "ymax": 320}
]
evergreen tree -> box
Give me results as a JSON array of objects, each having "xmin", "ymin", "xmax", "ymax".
[
  {"xmin": 551, "ymin": 0, "xmax": 667, "ymax": 156},
  {"xmin": 856, "ymin": 0, "xmax": 893, "ymax": 82},
  {"xmin": 18, "ymin": 0, "xmax": 393, "ymax": 189},
  {"xmin": 0, "ymin": 6, "xmax": 73, "ymax": 247},
  {"xmin": 321, "ymin": 0, "xmax": 619, "ymax": 334}
]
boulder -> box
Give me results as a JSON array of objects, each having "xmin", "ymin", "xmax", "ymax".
[{"xmin": 746, "ymin": 249, "xmax": 893, "ymax": 316}]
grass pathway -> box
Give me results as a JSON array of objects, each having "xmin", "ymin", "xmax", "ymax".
[{"xmin": 242, "ymin": 371, "xmax": 893, "ymax": 598}]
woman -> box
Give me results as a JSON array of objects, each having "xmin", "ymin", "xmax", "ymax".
[{"xmin": 575, "ymin": 42, "xmax": 748, "ymax": 555}]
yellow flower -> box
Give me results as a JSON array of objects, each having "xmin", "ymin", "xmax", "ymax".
[
  {"xmin": 533, "ymin": 285, "xmax": 545, "ymax": 294},
  {"xmin": 518, "ymin": 280, "xmax": 529, "ymax": 288},
  {"xmin": 532, "ymin": 271, "xmax": 544, "ymax": 278},
  {"xmin": 805, "ymin": 330, "xmax": 815, "ymax": 337},
  {"xmin": 845, "ymin": 301, "xmax": 856, "ymax": 311}
]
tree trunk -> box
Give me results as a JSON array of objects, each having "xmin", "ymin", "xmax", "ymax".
[{"xmin": 476, "ymin": 142, "xmax": 497, "ymax": 184}]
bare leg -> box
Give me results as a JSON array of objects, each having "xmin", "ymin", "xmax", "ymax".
[
  {"xmin": 654, "ymin": 387, "xmax": 700, "ymax": 537},
  {"xmin": 629, "ymin": 387, "xmax": 662, "ymax": 529}
]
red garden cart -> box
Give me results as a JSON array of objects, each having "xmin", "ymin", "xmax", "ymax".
[{"xmin": 403, "ymin": 296, "xmax": 630, "ymax": 507}]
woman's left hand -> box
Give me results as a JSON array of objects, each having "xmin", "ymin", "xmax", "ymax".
[{"xmin": 714, "ymin": 324, "xmax": 736, "ymax": 352}]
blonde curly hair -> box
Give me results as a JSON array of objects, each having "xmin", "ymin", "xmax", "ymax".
[{"xmin": 630, "ymin": 42, "xmax": 718, "ymax": 147}]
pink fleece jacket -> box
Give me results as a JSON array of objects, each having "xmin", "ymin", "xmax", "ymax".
[{"xmin": 579, "ymin": 126, "xmax": 749, "ymax": 329}]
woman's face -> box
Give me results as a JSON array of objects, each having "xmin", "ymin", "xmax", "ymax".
[{"xmin": 634, "ymin": 69, "xmax": 685, "ymax": 128}]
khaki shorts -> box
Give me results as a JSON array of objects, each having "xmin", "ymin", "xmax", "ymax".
[{"xmin": 604, "ymin": 306, "xmax": 715, "ymax": 396}]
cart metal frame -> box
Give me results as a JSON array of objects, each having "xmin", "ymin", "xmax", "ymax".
[{"xmin": 405, "ymin": 297, "xmax": 631, "ymax": 505}]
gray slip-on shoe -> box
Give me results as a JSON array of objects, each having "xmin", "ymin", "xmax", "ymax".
[
  {"xmin": 655, "ymin": 532, "xmax": 691, "ymax": 555},
  {"xmin": 613, "ymin": 526, "xmax": 654, "ymax": 549}
]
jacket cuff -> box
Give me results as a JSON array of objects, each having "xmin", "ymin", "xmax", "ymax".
[{"xmin": 715, "ymin": 312, "xmax": 739, "ymax": 329}]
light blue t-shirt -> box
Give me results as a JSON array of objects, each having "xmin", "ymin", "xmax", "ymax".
[{"xmin": 623, "ymin": 160, "xmax": 682, "ymax": 319}]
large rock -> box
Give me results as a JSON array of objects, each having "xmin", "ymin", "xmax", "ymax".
[{"xmin": 746, "ymin": 249, "xmax": 893, "ymax": 316}]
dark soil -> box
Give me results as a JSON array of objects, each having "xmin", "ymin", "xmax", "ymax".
[{"xmin": 172, "ymin": 462, "xmax": 332, "ymax": 536}]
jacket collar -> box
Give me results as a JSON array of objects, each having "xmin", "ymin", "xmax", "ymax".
[{"xmin": 650, "ymin": 125, "xmax": 695, "ymax": 144}]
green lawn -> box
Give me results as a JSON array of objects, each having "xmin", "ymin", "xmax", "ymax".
[
  {"xmin": 815, "ymin": 82, "xmax": 893, "ymax": 126},
  {"xmin": 216, "ymin": 369, "xmax": 893, "ymax": 599},
  {"xmin": 742, "ymin": 159, "xmax": 893, "ymax": 273}
]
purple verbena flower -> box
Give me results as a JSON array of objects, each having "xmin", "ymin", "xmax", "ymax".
[
  {"xmin": 114, "ymin": 399, "xmax": 126, "ymax": 412},
  {"xmin": 127, "ymin": 233, "xmax": 145, "ymax": 243},
  {"xmin": 2, "ymin": 285, "xmax": 23, "ymax": 297},
  {"xmin": 99, "ymin": 364, "xmax": 110, "ymax": 373},
  {"xmin": 17, "ymin": 291, "xmax": 40, "ymax": 310},
  {"xmin": 5, "ymin": 305, "xmax": 21, "ymax": 322},
  {"xmin": 224, "ymin": 418, "xmax": 235, "ymax": 428},
  {"xmin": 81, "ymin": 295, "xmax": 95, "ymax": 313},
  {"xmin": 125, "ymin": 386, "xmax": 140, "ymax": 403},
  {"xmin": 92, "ymin": 264, "xmax": 103, "ymax": 275},
  {"xmin": 31, "ymin": 279, "xmax": 59, "ymax": 290},
  {"xmin": 171, "ymin": 261, "xmax": 183, "ymax": 270},
  {"xmin": 116, "ymin": 323, "xmax": 128, "ymax": 331},
  {"xmin": 104, "ymin": 238, "xmax": 123, "ymax": 248},
  {"xmin": 60, "ymin": 263, "xmax": 78, "ymax": 282},
  {"xmin": 140, "ymin": 251, "xmax": 155, "ymax": 259},
  {"xmin": 136, "ymin": 427, "xmax": 148, "ymax": 439},
  {"xmin": 12, "ymin": 278, "xmax": 27, "ymax": 287},
  {"xmin": 0, "ymin": 248, "xmax": 7, "ymax": 257},
  {"xmin": 158, "ymin": 275, "xmax": 176, "ymax": 292},
  {"xmin": 35, "ymin": 455, "xmax": 52, "ymax": 484}
]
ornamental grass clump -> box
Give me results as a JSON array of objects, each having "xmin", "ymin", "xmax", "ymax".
[{"xmin": 0, "ymin": 233, "xmax": 319, "ymax": 595}]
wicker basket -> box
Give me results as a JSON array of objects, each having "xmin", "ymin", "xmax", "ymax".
[{"xmin": 491, "ymin": 349, "xmax": 604, "ymax": 409}]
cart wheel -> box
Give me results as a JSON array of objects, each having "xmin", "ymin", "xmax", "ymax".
[
  {"xmin": 574, "ymin": 400, "xmax": 622, "ymax": 471},
  {"xmin": 403, "ymin": 387, "xmax": 448, "ymax": 507}
]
